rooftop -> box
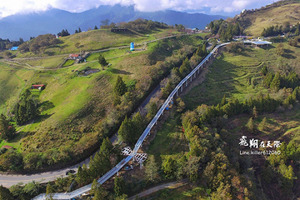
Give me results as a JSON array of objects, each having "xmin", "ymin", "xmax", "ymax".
[{"xmin": 244, "ymin": 40, "xmax": 272, "ymax": 45}]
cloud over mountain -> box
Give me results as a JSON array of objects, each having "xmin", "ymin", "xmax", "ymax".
[{"xmin": 0, "ymin": 0, "xmax": 278, "ymax": 18}]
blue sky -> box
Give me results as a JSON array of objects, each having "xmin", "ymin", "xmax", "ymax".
[{"xmin": 0, "ymin": 0, "xmax": 279, "ymax": 18}]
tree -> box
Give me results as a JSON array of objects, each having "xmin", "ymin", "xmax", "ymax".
[
  {"xmin": 179, "ymin": 58, "xmax": 191, "ymax": 77},
  {"xmin": 89, "ymin": 150, "xmax": 111, "ymax": 178},
  {"xmin": 220, "ymin": 94, "xmax": 227, "ymax": 106},
  {"xmin": 14, "ymin": 89, "xmax": 39, "ymax": 125},
  {"xmin": 45, "ymin": 183, "xmax": 54, "ymax": 200},
  {"xmin": 289, "ymin": 38, "xmax": 298, "ymax": 47},
  {"xmin": 0, "ymin": 114, "xmax": 15, "ymax": 140},
  {"xmin": 76, "ymin": 165, "xmax": 90, "ymax": 186},
  {"xmin": 162, "ymin": 81, "xmax": 173, "ymax": 98},
  {"xmin": 276, "ymin": 43, "xmax": 284, "ymax": 56},
  {"xmin": 114, "ymin": 76, "xmax": 127, "ymax": 96},
  {"xmin": 162, "ymin": 156, "xmax": 177, "ymax": 179},
  {"xmin": 145, "ymin": 155, "xmax": 159, "ymax": 182},
  {"xmin": 100, "ymin": 137, "xmax": 113, "ymax": 156},
  {"xmin": 91, "ymin": 179, "xmax": 98, "ymax": 195},
  {"xmin": 176, "ymin": 97, "xmax": 185, "ymax": 113},
  {"xmin": 115, "ymin": 194, "xmax": 128, "ymax": 200},
  {"xmin": 114, "ymin": 176, "xmax": 125, "ymax": 197},
  {"xmin": 132, "ymin": 112, "xmax": 145, "ymax": 139},
  {"xmin": 0, "ymin": 185, "xmax": 14, "ymax": 200},
  {"xmin": 186, "ymin": 156, "xmax": 200, "ymax": 182},
  {"xmin": 246, "ymin": 117, "xmax": 254, "ymax": 133},
  {"xmin": 118, "ymin": 116, "xmax": 134, "ymax": 145},
  {"xmin": 264, "ymin": 72, "xmax": 274, "ymax": 88},
  {"xmin": 0, "ymin": 149, "xmax": 23, "ymax": 171},
  {"xmin": 270, "ymin": 72, "xmax": 281, "ymax": 91},
  {"xmin": 57, "ymin": 29, "xmax": 70, "ymax": 37},
  {"xmin": 259, "ymin": 117, "xmax": 267, "ymax": 131},
  {"xmin": 261, "ymin": 65, "xmax": 268, "ymax": 76},
  {"xmin": 146, "ymin": 99, "xmax": 158, "ymax": 120},
  {"xmin": 23, "ymin": 181, "xmax": 41, "ymax": 196},
  {"xmin": 211, "ymin": 183, "xmax": 232, "ymax": 200},
  {"xmin": 94, "ymin": 25, "xmax": 98, "ymax": 30},
  {"xmin": 252, "ymin": 106, "xmax": 258, "ymax": 118},
  {"xmin": 98, "ymin": 54, "xmax": 108, "ymax": 70},
  {"xmin": 92, "ymin": 181, "xmax": 108, "ymax": 200}
]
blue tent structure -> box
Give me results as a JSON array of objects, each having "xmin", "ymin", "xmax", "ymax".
[
  {"xmin": 130, "ymin": 42, "xmax": 134, "ymax": 51},
  {"xmin": 10, "ymin": 46, "xmax": 19, "ymax": 51}
]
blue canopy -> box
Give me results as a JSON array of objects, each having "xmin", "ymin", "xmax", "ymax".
[{"xmin": 10, "ymin": 46, "xmax": 19, "ymax": 51}]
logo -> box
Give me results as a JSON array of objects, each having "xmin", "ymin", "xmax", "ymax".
[{"xmin": 239, "ymin": 136, "xmax": 281, "ymax": 155}]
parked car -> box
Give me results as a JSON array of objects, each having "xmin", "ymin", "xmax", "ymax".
[{"xmin": 66, "ymin": 169, "xmax": 76, "ymax": 175}]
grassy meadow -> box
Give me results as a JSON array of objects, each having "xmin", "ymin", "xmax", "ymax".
[
  {"xmin": 183, "ymin": 43, "xmax": 300, "ymax": 110},
  {"xmin": 0, "ymin": 31, "xmax": 204, "ymax": 170},
  {"xmin": 240, "ymin": 3, "xmax": 300, "ymax": 36}
]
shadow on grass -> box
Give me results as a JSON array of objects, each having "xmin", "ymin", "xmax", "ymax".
[
  {"xmin": 284, "ymin": 49, "xmax": 294, "ymax": 54},
  {"xmin": 282, "ymin": 53, "xmax": 296, "ymax": 59},
  {"xmin": 107, "ymin": 67, "xmax": 132, "ymax": 75},
  {"xmin": 44, "ymin": 52, "xmax": 55, "ymax": 56},
  {"xmin": 261, "ymin": 45, "xmax": 275, "ymax": 50},
  {"xmin": 34, "ymin": 114, "xmax": 53, "ymax": 124},
  {"xmin": 39, "ymin": 100, "xmax": 55, "ymax": 112}
]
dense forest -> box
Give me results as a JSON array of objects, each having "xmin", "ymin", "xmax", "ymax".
[
  {"xmin": 261, "ymin": 23, "xmax": 300, "ymax": 37},
  {"xmin": 208, "ymin": 19, "xmax": 243, "ymax": 41}
]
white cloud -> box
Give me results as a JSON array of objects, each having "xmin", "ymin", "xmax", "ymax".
[{"xmin": 0, "ymin": 0, "xmax": 277, "ymax": 18}]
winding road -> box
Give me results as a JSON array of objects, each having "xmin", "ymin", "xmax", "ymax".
[{"xmin": 32, "ymin": 42, "xmax": 229, "ymax": 200}]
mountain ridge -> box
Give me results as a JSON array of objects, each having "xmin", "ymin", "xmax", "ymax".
[{"xmin": 0, "ymin": 4, "xmax": 225, "ymax": 40}]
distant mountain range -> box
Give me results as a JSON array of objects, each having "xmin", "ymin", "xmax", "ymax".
[{"xmin": 0, "ymin": 4, "xmax": 225, "ymax": 40}]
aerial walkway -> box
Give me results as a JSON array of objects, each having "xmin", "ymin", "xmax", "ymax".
[{"xmin": 33, "ymin": 42, "xmax": 229, "ymax": 200}]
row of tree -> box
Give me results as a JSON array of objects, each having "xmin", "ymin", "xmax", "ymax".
[
  {"xmin": 118, "ymin": 19, "xmax": 168, "ymax": 33},
  {"xmin": 18, "ymin": 34, "xmax": 60, "ymax": 54},
  {"xmin": 118, "ymin": 112, "xmax": 145, "ymax": 145},
  {"xmin": 0, "ymin": 38, "xmax": 24, "ymax": 51},
  {"xmin": 75, "ymin": 138, "xmax": 116, "ymax": 186},
  {"xmin": 208, "ymin": 19, "xmax": 243, "ymax": 41},
  {"xmin": 262, "ymin": 66, "xmax": 300, "ymax": 90},
  {"xmin": 162, "ymin": 42, "xmax": 207, "ymax": 98},
  {"xmin": 261, "ymin": 23, "xmax": 300, "ymax": 37},
  {"xmin": 182, "ymin": 87, "xmax": 300, "ymax": 132},
  {"xmin": 57, "ymin": 29, "xmax": 70, "ymax": 37}
]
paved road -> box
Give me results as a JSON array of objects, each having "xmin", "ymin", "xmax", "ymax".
[
  {"xmin": 32, "ymin": 43, "xmax": 229, "ymax": 200},
  {"xmin": 128, "ymin": 180, "xmax": 188, "ymax": 200}
]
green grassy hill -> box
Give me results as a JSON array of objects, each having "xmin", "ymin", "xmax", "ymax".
[
  {"xmin": 235, "ymin": 0, "xmax": 300, "ymax": 36},
  {"xmin": 0, "ymin": 28, "xmax": 205, "ymax": 171},
  {"xmin": 7, "ymin": 28, "xmax": 179, "ymax": 58}
]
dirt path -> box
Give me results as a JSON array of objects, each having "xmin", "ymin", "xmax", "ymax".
[{"xmin": 128, "ymin": 180, "xmax": 188, "ymax": 200}]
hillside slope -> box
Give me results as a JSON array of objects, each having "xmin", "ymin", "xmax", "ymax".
[
  {"xmin": 235, "ymin": 0, "xmax": 300, "ymax": 36},
  {"xmin": 0, "ymin": 29, "xmax": 206, "ymax": 171}
]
